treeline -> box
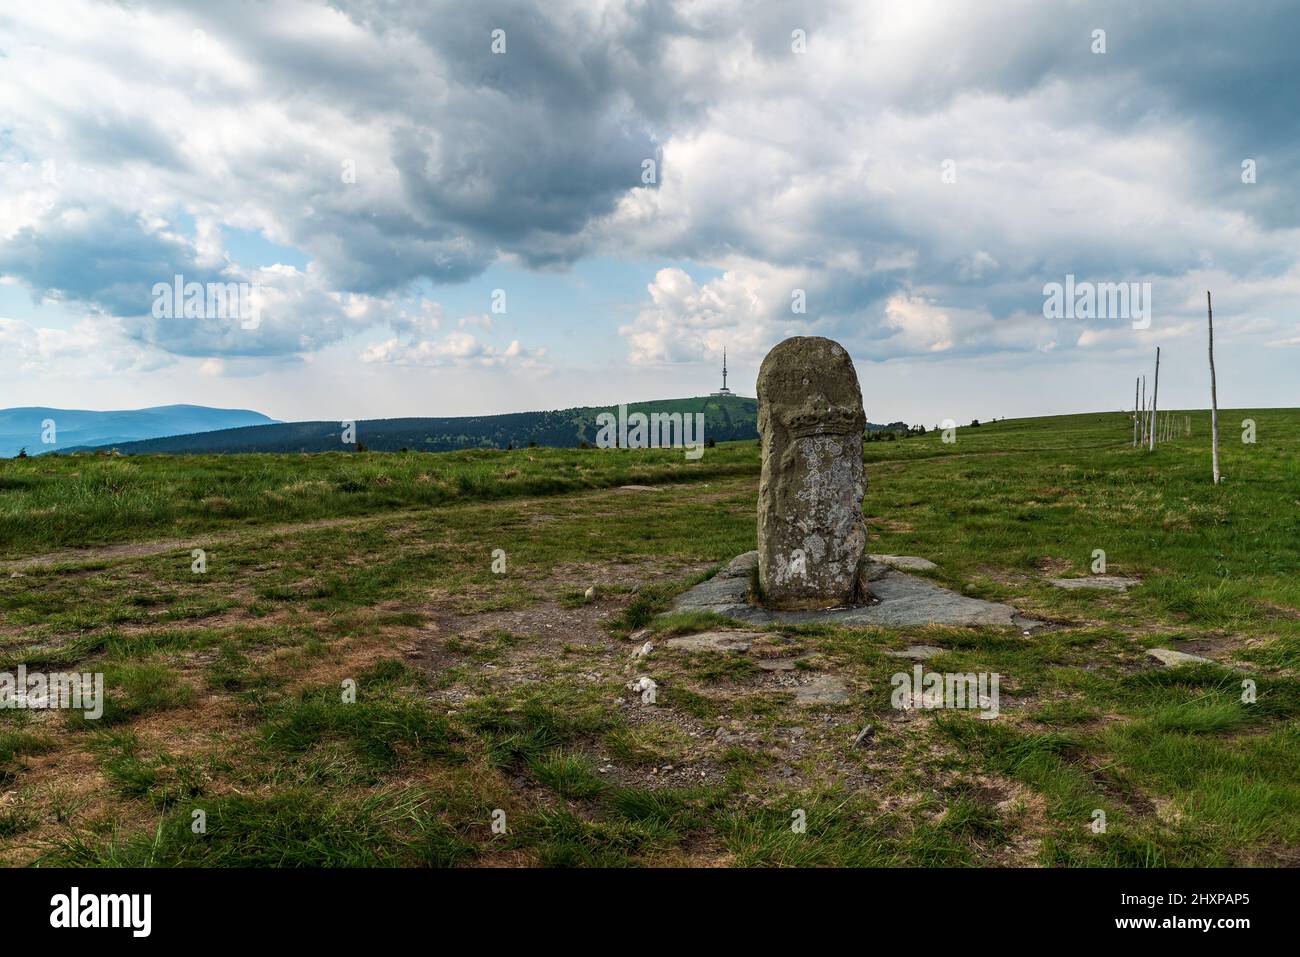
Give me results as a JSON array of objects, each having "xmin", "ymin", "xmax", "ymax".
[
  {"xmin": 71, "ymin": 393, "xmax": 934, "ymax": 456},
  {"xmin": 79, "ymin": 395, "xmax": 762, "ymax": 455}
]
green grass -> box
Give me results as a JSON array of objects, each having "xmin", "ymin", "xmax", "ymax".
[
  {"xmin": 259, "ymin": 678, "xmax": 461, "ymax": 780},
  {"xmin": 0, "ymin": 445, "xmax": 760, "ymax": 557},
  {"xmin": 3, "ymin": 408, "xmax": 1299, "ymax": 867}
]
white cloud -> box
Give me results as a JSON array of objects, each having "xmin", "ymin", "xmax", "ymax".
[
  {"xmin": 360, "ymin": 329, "xmax": 542, "ymax": 368},
  {"xmin": 1, "ymin": 0, "xmax": 1298, "ymax": 415},
  {"xmin": 619, "ymin": 265, "xmax": 812, "ymax": 366},
  {"xmin": 883, "ymin": 295, "xmax": 955, "ymax": 353}
]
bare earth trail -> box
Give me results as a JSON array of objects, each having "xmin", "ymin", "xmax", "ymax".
[{"xmin": 1, "ymin": 478, "xmax": 755, "ymax": 572}]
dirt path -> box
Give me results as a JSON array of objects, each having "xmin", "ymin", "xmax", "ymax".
[
  {"xmin": 0, "ymin": 517, "xmax": 363, "ymax": 572},
  {"xmin": 1, "ymin": 475, "xmax": 759, "ymax": 572}
]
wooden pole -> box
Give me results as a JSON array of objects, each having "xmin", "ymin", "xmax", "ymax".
[
  {"xmin": 1149, "ymin": 347, "xmax": 1160, "ymax": 451},
  {"xmin": 1208, "ymin": 291, "xmax": 1221, "ymax": 484},
  {"xmin": 1133, "ymin": 377, "xmax": 1140, "ymax": 446},
  {"xmin": 1141, "ymin": 375, "xmax": 1147, "ymax": 446}
]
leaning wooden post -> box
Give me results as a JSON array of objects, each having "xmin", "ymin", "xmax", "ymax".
[
  {"xmin": 1149, "ymin": 347, "xmax": 1160, "ymax": 451},
  {"xmin": 1207, "ymin": 291, "xmax": 1221, "ymax": 484}
]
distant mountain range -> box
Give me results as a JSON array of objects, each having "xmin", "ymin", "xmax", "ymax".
[
  {"xmin": 0, "ymin": 405, "xmax": 277, "ymax": 457},
  {"xmin": 2, "ymin": 396, "xmax": 913, "ymax": 457},
  {"xmin": 62, "ymin": 395, "xmax": 760, "ymax": 455}
]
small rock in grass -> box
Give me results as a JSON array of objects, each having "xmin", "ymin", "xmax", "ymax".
[
  {"xmin": 1049, "ymin": 576, "xmax": 1140, "ymax": 592},
  {"xmin": 1146, "ymin": 648, "xmax": 1214, "ymax": 667},
  {"xmin": 793, "ymin": 675, "xmax": 851, "ymax": 706},
  {"xmin": 584, "ymin": 585, "xmax": 597, "ymax": 602},
  {"xmin": 868, "ymin": 554, "xmax": 938, "ymax": 571},
  {"xmin": 665, "ymin": 631, "xmax": 757, "ymax": 653},
  {"xmin": 852, "ymin": 725, "xmax": 875, "ymax": 748},
  {"xmin": 883, "ymin": 645, "xmax": 944, "ymax": 660}
]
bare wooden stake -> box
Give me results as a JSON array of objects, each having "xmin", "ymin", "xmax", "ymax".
[
  {"xmin": 1149, "ymin": 347, "xmax": 1161, "ymax": 451},
  {"xmin": 1133, "ymin": 377, "xmax": 1140, "ymax": 446},
  {"xmin": 1141, "ymin": 375, "xmax": 1147, "ymax": 446},
  {"xmin": 1207, "ymin": 291, "xmax": 1221, "ymax": 484}
]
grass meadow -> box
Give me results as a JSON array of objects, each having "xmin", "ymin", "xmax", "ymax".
[{"xmin": 0, "ymin": 408, "xmax": 1296, "ymax": 866}]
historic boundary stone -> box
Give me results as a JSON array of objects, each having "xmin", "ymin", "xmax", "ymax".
[{"xmin": 756, "ymin": 336, "xmax": 867, "ymax": 607}]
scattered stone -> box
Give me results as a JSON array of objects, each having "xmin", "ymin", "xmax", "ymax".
[
  {"xmin": 618, "ymin": 485, "xmax": 659, "ymax": 492},
  {"xmin": 757, "ymin": 336, "xmax": 868, "ymax": 607},
  {"xmin": 664, "ymin": 631, "xmax": 758, "ymax": 653},
  {"xmin": 1049, "ymin": 576, "xmax": 1140, "ymax": 592},
  {"xmin": 792, "ymin": 674, "xmax": 851, "ymax": 706},
  {"xmin": 869, "ymin": 554, "xmax": 938, "ymax": 571},
  {"xmin": 883, "ymin": 644, "xmax": 945, "ymax": 660},
  {"xmin": 1147, "ymin": 648, "xmax": 1214, "ymax": 667},
  {"xmin": 626, "ymin": 628, "xmax": 651, "ymax": 643},
  {"xmin": 756, "ymin": 658, "xmax": 798, "ymax": 671},
  {"xmin": 851, "ymin": 724, "xmax": 875, "ymax": 748},
  {"xmin": 626, "ymin": 675, "xmax": 657, "ymax": 693}
]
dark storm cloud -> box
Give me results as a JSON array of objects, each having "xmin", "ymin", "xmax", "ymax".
[
  {"xmin": 2, "ymin": 0, "xmax": 1298, "ymax": 362},
  {"xmin": 0, "ymin": 206, "xmax": 211, "ymax": 317}
]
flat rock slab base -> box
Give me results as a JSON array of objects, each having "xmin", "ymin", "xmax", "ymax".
[{"xmin": 670, "ymin": 552, "xmax": 1041, "ymax": 630}]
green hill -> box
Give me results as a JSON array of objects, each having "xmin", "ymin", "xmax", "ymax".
[{"xmin": 75, "ymin": 395, "xmax": 763, "ymax": 454}]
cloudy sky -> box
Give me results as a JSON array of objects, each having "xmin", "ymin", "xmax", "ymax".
[{"xmin": 1, "ymin": 0, "xmax": 1296, "ymax": 425}]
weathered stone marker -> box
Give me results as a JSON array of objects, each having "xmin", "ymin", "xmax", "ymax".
[{"xmin": 756, "ymin": 336, "xmax": 867, "ymax": 607}]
